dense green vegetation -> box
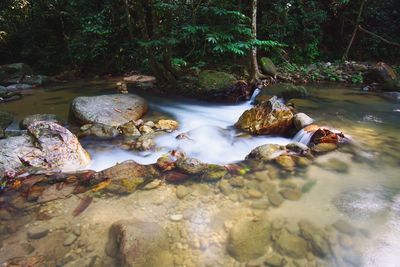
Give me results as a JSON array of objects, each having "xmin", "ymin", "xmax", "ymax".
[{"xmin": 1, "ymin": 0, "xmax": 399, "ymax": 80}]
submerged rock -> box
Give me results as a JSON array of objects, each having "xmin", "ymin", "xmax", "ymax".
[
  {"xmin": 318, "ymin": 158, "xmax": 349, "ymax": 173},
  {"xmin": 106, "ymin": 219, "xmax": 173, "ymax": 267},
  {"xmin": 274, "ymin": 229, "xmax": 308, "ymax": 258},
  {"xmin": 70, "ymin": 94, "xmax": 148, "ymax": 127},
  {"xmin": 0, "ymin": 121, "xmax": 90, "ymax": 176},
  {"xmin": 227, "ymin": 217, "xmax": 271, "ymax": 262},
  {"xmin": 255, "ymin": 84, "xmax": 309, "ymax": 103},
  {"xmin": 236, "ymin": 96, "xmax": 294, "ymax": 135},
  {"xmin": 20, "ymin": 114, "xmax": 63, "ymax": 129}
]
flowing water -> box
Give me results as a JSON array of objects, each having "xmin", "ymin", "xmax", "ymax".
[{"xmin": 0, "ymin": 80, "xmax": 400, "ymax": 267}]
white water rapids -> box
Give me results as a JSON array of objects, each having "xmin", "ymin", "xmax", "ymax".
[{"xmin": 87, "ymin": 90, "xmax": 291, "ymax": 171}]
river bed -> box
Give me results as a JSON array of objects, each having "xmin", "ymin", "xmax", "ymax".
[{"xmin": 0, "ymin": 79, "xmax": 400, "ymax": 267}]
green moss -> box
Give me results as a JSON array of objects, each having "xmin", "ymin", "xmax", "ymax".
[{"xmin": 198, "ymin": 70, "xmax": 236, "ymax": 91}]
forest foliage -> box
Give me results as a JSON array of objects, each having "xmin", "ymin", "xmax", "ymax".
[{"xmin": 0, "ymin": 0, "xmax": 399, "ymax": 75}]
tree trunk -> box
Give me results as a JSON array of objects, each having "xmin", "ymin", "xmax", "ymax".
[
  {"xmin": 248, "ymin": 0, "xmax": 265, "ymax": 85},
  {"xmin": 342, "ymin": 0, "xmax": 366, "ymax": 60},
  {"xmin": 123, "ymin": 0, "xmax": 134, "ymax": 41}
]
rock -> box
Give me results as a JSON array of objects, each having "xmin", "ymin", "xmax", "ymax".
[
  {"xmin": 274, "ymin": 229, "xmax": 308, "ymax": 258},
  {"xmin": 382, "ymin": 91, "xmax": 400, "ymax": 101},
  {"xmin": 332, "ymin": 220, "xmax": 356, "ymax": 236},
  {"xmin": 0, "ymin": 63, "xmax": 33, "ymax": 84},
  {"xmin": 227, "ymin": 217, "xmax": 272, "ymax": 262},
  {"xmin": 20, "ymin": 114, "xmax": 63, "ymax": 129},
  {"xmin": 202, "ymin": 164, "xmax": 227, "ymax": 181},
  {"xmin": 139, "ymin": 125, "xmax": 154, "ymax": 134},
  {"xmin": 251, "ymin": 199, "xmax": 270, "ymax": 209},
  {"xmin": 131, "ymin": 133, "xmax": 156, "ymax": 151},
  {"xmin": 0, "ymin": 111, "xmax": 13, "ymax": 138},
  {"xmin": 280, "ymin": 188, "xmax": 302, "ymax": 201},
  {"xmin": 293, "ymin": 113, "xmax": 314, "ymax": 130},
  {"xmin": 79, "ymin": 123, "xmax": 120, "ymax": 138},
  {"xmin": 229, "ymin": 176, "xmax": 245, "ymax": 188},
  {"xmin": 63, "ymin": 233, "xmax": 77, "ymax": 246},
  {"xmin": 70, "ymin": 94, "xmax": 148, "ymax": 127},
  {"xmin": 218, "ymin": 180, "xmax": 233, "ymax": 195},
  {"xmin": 268, "ymin": 190, "xmax": 284, "ymax": 207},
  {"xmin": 175, "ymin": 157, "xmax": 205, "ymax": 175},
  {"xmin": 118, "ymin": 121, "xmax": 141, "ymax": 137},
  {"xmin": 97, "ymin": 160, "xmax": 158, "ymax": 194},
  {"xmin": 255, "ymin": 84, "xmax": 309, "ymax": 103},
  {"xmin": 260, "ymin": 57, "xmax": 277, "ymax": 76},
  {"xmin": 275, "ymin": 155, "xmax": 296, "ymax": 171},
  {"xmin": 155, "ymin": 119, "xmax": 179, "ymax": 131},
  {"xmin": 106, "ymin": 219, "xmax": 173, "ymax": 267},
  {"xmin": 298, "ymin": 220, "xmax": 329, "ymax": 258},
  {"xmin": 319, "ymin": 158, "xmax": 349, "ymax": 173},
  {"xmin": 235, "ymin": 96, "xmax": 294, "ymax": 135},
  {"xmin": 311, "ymin": 143, "xmax": 338, "ymax": 154},
  {"xmin": 0, "ymin": 121, "xmax": 90, "ymax": 176},
  {"xmin": 198, "ymin": 70, "xmax": 236, "ymax": 92},
  {"xmin": 264, "ymin": 254, "xmax": 284, "ymax": 267},
  {"xmin": 6, "ymin": 83, "xmax": 33, "ymax": 90},
  {"xmin": 364, "ymin": 62, "xmax": 397, "ymax": 84},
  {"xmin": 27, "ymin": 227, "xmax": 49, "ymax": 239},
  {"xmin": 381, "ymin": 79, "xmax": 400, "ymax": 92},
  {"xmin": 246, "ymin": 144, "xmax": 286, "ymax": 161},
  {"xmin": 163, "ymin": 171, "xmax": 189, "ymax": 182},
  {"xmin": 170, "ymin": 214, "xmax": 183, "ymax": 222},
  {"xmin": 248, "ymin": 189, "xmax": 263, "ymax": 199},
  {"xmin": 176, "ymin": 185, "xmax": 191, "ymax": 199}
]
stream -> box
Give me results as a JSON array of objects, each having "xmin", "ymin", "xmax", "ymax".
[{"xmin": 1, "ymin": 79, "xmax": 400, "ymax": 266}]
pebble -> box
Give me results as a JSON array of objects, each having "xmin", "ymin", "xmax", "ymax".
[
  {"xmin": 72, "ymin": 225, "xmax": 81, "ymax": 236},
  {"xmin": 229, "ymin": 176, "xmax": 245, "ymax": 188},
  {"xmin": 280, "ymin": 188, "xmax": 302, "ymax": 201},
  {"xmin": 142, "ymin": 180, "xmax": 161, "ymax": 190},
  {"xmin": 248, "ymin": 189, "xmax": 263, "ymax": 199},
  {"xmin": 218, "ymin": 180, "xmax": 233, "ymax": 195},
  {"xmin": 27, "ymin": 227, "xmax": 49, "ymax": 239},
  {"xmin": 332, "ymin": 219, "xmax": 356, "ymax": 236},
  {"xmin": 64, "ymin": 233, "xmax": 78, "ymax": 246},
  {"xmin": 176, "ymin": 185, "xmax": 191, "ymax": 199},
  {"xmin": 267, "ymin": 190, "xmax": 284, "ymax": 207},
  {"xmin": 170, "ymin": 214, "xmax": 183, "ymax": 222}
]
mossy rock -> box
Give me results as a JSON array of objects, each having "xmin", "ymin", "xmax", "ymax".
[
  {"xmin": 0, "ymin": 111, "xmax": 13, "ymax": 129},
  {"xmin": 198, "ymin": 70, "xmax": 236, "ymax": 92},
  {"xmin": 260, "ymin": 57, "xmax": 277, "ymax": 76},
  {"xmin": 202, "ymin": 164, "xmax": 228, "ymax": 181},
  {"xmin": 381, "ymin": 79, "xmax": 400, "ymax": 92},
  {"xmin": 255, "ymin": 83, "xmax": 309, "ymax": 103}
]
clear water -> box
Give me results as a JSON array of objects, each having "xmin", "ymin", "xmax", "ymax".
[{"xmin": 0, "ymin": 80, "xmax": 399, "ymax": 266}]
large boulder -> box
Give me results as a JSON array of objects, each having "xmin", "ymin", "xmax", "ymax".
[
  {"xmin": 227, "ymin": 216, "xmax": 272, "ymax": 262},
  {"xmin": 198, "ymin": 70, "xmax": 236, "ymax": 92},
  {"xmin": 255, "ymin": 83, "xmax": 309, "ymax": 103},
  {"xmin": 381, "ymin": 79, "xmax": 400, "ymax": 92},
  {"xmin": 0, "ymin": 63, "xmax": 33, "ymax": 85},
  {"xmin": 70, "ymin": 94, "xmax": 148, "ymax": 127},
  {"xmin": 0, "ymin": 121, "xmax": 90, "ymax": 176},
  {"xmin": 260, "ymin": 57, "xmax": 277, "ymax": 76},
  {"xmin": 364, "ymin": 62, "xmax": 397, "ymax": 84},
  {"xmin": 235, "ymin": 96, "xmax": 294, "ymax": 135},
  {"xmin": 105, "ymin": 219, "xmax": 173, "ymax": 267}
]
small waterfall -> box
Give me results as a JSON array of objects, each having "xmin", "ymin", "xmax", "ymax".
[
  {"xmin": 249, "ymin": 88, "xmax": 261, "ymax": 104},
  {"xmin": 293, "ymin": 129, "xmax": 314, "ymax": 145}
]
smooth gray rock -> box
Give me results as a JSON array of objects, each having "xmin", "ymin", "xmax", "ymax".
[
  {"xmin": 70, "ymin": 94, "xmax": 148, "ymax": 127},
  {"xmin": 27, "ymin": 227, "xmax": 49, "ymax": 239}
]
